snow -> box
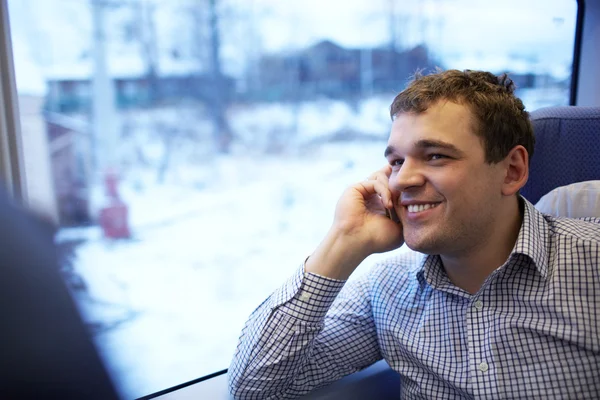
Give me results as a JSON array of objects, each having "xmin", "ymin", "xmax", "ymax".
[
  {"xmin": 229, "ymin": 96, "xmax": 391, "ymax": 152},
  {"xmin": 517, "ymin": 87, "xmax": 570, "ymax": 111},
  {"xmin": 44, "ymin": 57, "xmax": 146, "ymax": 81}
]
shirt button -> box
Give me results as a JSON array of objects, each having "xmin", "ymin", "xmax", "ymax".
[
  {"xmin": 478, "ymin": 362, "xmax": 489, "ymax": 372},
  {"xmin": 474, "ymin": 300, "xmax": 483, "ymax": 310},
  {"xmin": 298, "ymin": 292, "xmax": 311, "ymax": 301}
]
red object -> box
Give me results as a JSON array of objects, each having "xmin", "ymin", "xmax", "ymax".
[{"xmin": 99, "ymin": 170, "xmax": 131, "ymax": 239}]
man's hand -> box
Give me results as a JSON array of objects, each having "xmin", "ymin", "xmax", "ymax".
[{"xmin": 305, "ymin": 165, "xmax": 404, "ymax": 280}]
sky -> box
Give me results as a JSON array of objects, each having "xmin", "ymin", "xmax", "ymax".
[
  {"xmin": 256, "ymin": 0, "xmax": 576, "ymax": 55},
  {"xmin": 8, "ymin": 0, "xmax": 577, "ymax": 95}
]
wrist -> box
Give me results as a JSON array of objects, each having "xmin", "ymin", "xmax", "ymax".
[{"xmin": 304, "ymin": 227, "xmax": 371, "ymax": 280}]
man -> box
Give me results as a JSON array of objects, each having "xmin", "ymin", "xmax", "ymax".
[{"xmin": 228, "ymin": 70, "xmax": 600, "ymax": 399}]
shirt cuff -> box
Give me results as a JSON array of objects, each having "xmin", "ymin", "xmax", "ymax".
[{"xmin": 271, "ymin": 260, "xmax": 347, "ymax": 324}]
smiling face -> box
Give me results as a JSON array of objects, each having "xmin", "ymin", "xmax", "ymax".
[{"xmin": 386, "ymin": 100, "xmax": 508, "ymax": 256}]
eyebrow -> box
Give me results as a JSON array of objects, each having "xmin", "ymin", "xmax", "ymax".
[{"xmin": 384, "ymin": 139, "xmax": 465, "ymax": 158}]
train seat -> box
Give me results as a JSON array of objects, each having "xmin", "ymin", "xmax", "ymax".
[{"xmin": 521, "ymin": 105, "xmax": 600, "ymax": 209}]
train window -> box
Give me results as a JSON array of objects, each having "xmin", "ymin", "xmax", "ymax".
[{"xmin": 7, "ymin": 0, "xmax": 577, "ymax": 397}]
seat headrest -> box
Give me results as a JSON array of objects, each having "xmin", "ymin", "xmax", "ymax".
[
  {"xmin": 520, "ymin": 106, "xmax": 600, "ymax": 204},
  {"xmin": 535, "ymin": 180, "xmax": 600, "ymax": 218}
]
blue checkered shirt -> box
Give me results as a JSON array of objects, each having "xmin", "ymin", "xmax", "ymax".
[{"xmin": 229, "ymin": 199, "xmax": 600, "ymax": 399}]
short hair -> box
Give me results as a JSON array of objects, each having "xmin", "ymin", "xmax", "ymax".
[{"xmin": 390, "ymin": 69, "xmax": 535, "ymax": 164}]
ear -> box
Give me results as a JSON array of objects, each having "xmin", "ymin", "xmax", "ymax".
[{"xmin": 501, "ymin": 145, "xmax": 529, "ymax": 196}]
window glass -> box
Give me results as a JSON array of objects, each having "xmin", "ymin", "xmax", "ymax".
[{"xmin": 8, "ymin": 0, "xmax": 577, "ymax": 397}]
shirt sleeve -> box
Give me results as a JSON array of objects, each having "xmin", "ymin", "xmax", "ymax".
[{"xmin": 228, "ymin": 262, "xmax": 382, "ymax": 400}]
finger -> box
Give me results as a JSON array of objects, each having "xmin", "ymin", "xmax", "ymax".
[
  {"xmin": 376, "ymin": 164, "xmax": 392, "ymax": 176},
  {"xmin": 369, "ymin": 166, "xmax": 398, "ymax": 213},
  {"xmin": 368, "ymin": 165, "xmax": 393, "ymax": 183},
  {"xmin": 380, "ymin": 164, "xmax": 392, "ymax": 178},
  {"xmin": 358, "ymin": 180, "xmax": 393, "ymax": 209},
  {"xmin": 365, "ymin": 173, "xmax": 392, "ymax": 206}
]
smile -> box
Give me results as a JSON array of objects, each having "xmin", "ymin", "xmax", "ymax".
[{"xmin": 406, "ymin": 203, "xmax": 440, "ymax": 213}]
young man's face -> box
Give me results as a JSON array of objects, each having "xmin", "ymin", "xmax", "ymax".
[{"xmin": 385, "ymin": 100, "xmax": 507, "ymax": 256}]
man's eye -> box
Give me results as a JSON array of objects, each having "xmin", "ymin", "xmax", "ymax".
[
  {"xmin": 429, "ymin": 154, "xmax": 447, "ymax": 161},
  {"xmin": 390, "ymin": 159, "xmax": 404, "ymax": 167}
]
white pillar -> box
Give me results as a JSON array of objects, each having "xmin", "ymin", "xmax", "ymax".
[{"xmin": 91, "ymin": 0, "xmax": 119, "ymax": 176}]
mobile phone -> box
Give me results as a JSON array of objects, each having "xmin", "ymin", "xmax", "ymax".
[{"xmin": 386, "ymin": 207, "xmax": 400, "ymax": 223}]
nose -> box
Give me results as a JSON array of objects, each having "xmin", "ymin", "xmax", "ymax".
[{"xmin": 390, "ymin": 159, "xmax": 426, "ymax": 193}]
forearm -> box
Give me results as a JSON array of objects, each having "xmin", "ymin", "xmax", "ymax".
[
  {"xmin": 229, "ymin": 310, "xmax": 327, "ymax": 399},
  {"xmin": 228, "ymin": 265, "xmax": 380, "ymax": 399}
]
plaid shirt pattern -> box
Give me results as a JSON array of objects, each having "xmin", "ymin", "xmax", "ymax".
[{"xmin": 229, "ymin": 199, "xmax": 600, "ymax": 399}]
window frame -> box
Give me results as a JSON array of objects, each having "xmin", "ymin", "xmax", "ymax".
[
  {"xmin": 0, "ymin": 0, "xmax": 26, "ymax": 201},
  {"xmin": 570, "ymin": 0, "xmax": 585, "ymax": 105}
]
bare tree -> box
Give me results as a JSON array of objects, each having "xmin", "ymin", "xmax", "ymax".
[
  {"xmin": 135, "ymin": 0, "xmax": 159, "ymax": 104},
  {"xmin": 206, "ymin": 0, "xmax": 233, "ymax": 153}
]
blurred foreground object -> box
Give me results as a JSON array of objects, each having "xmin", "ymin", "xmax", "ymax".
[{"xmin": 0, "ymin": 186, "xmax": 120, "ymax": 399}]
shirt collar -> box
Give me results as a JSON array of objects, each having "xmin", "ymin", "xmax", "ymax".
[
  {"xmin": 511, "ymin": 196, "xmax": 550, "ymax": 279},
  {"xmin": 416, "ymin": 196, "xmax": 551, "ymax": 286}
]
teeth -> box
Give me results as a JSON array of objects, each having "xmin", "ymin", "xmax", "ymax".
[{"xmin": 407, "ymin": 203, "xmax": 439, "ymax": 213}]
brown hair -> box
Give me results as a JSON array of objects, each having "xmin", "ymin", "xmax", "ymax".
[{"xmin": 390, "ymin": 69, "xmax": 534, "ymax": 164}]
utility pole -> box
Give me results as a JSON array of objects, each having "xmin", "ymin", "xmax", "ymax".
[
  {"xmin": 360, "ymin": 48, "xmax": 373, "ymax": 96},
  {"xmin": 389, "ymin": 0, "xmax": 397, "ymax": 51},
  {"xmin": 138, "ymin": 0, "xmax": 159, "ymax": 104},
  {"xmin": 207, "ymin": 0, "xmax": 233, "ymax": 153},
  {"xmin": 91, "ymin": 0, "xmax": 130, "ymax": 238},
  {"xmin": 91, "ymin": 0, "xmax": 119, "ymax": 175}
]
